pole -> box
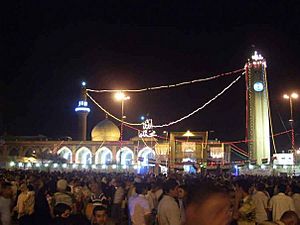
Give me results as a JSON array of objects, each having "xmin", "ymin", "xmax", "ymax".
[
  {"xmin": 120, "ymin": 100, "xmax": 124, "ymax": 168},
  {"xmin": 290, "ymin": 98, "xmax": 295, "ymax": 150}
]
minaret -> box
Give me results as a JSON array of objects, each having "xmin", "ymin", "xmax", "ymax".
[
  {"xmin": 75, "ymin": 82, "xmax": 90, "ymax": 141},
  {"xmin": 245, "ymin": 51, "xmax": 271, "ymax": 164}
]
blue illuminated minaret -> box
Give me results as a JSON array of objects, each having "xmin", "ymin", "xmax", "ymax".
[{"xmin": 75, "ymin": 82, "xmax": 90, "ymax": 141}]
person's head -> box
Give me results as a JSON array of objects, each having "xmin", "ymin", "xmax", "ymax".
[
  {"xmin": 178, "ymin": 185, "xmax": 188, "ymax": 199},
  {"xmin": 19, "ymin": 183, "xmax": 28, "ymax": 193},
  {"xmin": 53, "ymin": 203, "xmax": 71, "ymax": 218},
  {"xmin": 0, "ymin": 182, "xmax": 12, "ymax": 198},
  {"xmin": 185, "ymin": 181, "xmax": 232, "ymax": 225},
  {"xmin": 280, "ymin": 210, "xmax": 299, "ymax": 225},
  {"xmin": 57, "ymin": 179, "xmax": 68, "ymax": 192},
  {"xmin": 163, "ymin": 178, "xmax": 179, "ymax": 198},
  {"xmin": 91, "ymin": 182, "xmax": 101, "ymax": 194},
  {"xmin": 135, "ymin": 183, "xmax": 147, "ymax": 195},
  {"xmin": 278, "ymin": 183, "xmax": 287, "ymax": 193},
  {"xmin": 235, "ymin": 179, "xmax": 251, "ymax": 197},
  {"xmin": 292, "ymin": 183, "xmax": 300, "ymax": 194},
  {"xmin": 256, "ymin": 182, "xmax": 265, "ymax": 192},
  {"xmin": 93, "ymin": 205, "xmax": 108, "ymax": 225}
]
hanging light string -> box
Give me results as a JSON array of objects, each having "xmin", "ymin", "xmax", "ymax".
[
  {"xmin": 86, "ymin": 68, "xmax": 244, "ymax": 93},
  {"xmin": 153, "ymin": 75, "xmax": 242, "ymax": 128},
  {"xmin": 87, "ymin": 75, "xmax": 242, "ymax": 128},
  {"xmin": 86, "ymin": 92, "xmax": 143, "ymax": 126}
]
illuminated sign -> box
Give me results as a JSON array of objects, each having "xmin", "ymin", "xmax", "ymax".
[
  {"xmin": 251, "ymin": 51, "xmax": 263, "ymax": 61},
  {"xmin": 75, "ymin": 100, "xmax": 90, "ymax": 112},
  {"xmin": 210, "ymin": 146, "xmax": 224, "ymax": 159},
  {"xmin": 273, "ymin": 153, "xmax": 294, "ymax": 165},
  {"xmin": 182, "ymin": 142, "xmax": 195, "ymax": 152},
  {"xmin": 138, "ymin": 119, "xmax": 157, "ymax": 138}
]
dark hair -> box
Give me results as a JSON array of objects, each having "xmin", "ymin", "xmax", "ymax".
[
  {"xmin": 163, "ymin": 179, "xmax": 178, "ymax": 194},
  {"xmin": 93, "ymin": 205, "xmax": 107, "ymax": 216},
  {"xmin": 186, "ymin": 181, "xmax": 227, "ymax": 207},
  {"xmin": 292, "ymin": 184, "xmax": 300, "ymax": 194},
  {"xmin": 236, "ymin": 179, "xmax": 252, "ymax": 194},
  {"xmin": 178, "ymin": 184, "xmax": 188, "ymax": 192},
  {"xmin": 280, "ymin": 211, "xmax": 299, "ymax": 225},
  {"xmin": 278, "ymin": 183, "xmax": 286, "ymax": 193},
  {"xmin": 27, "ymin": 184, "xmax": 34, "ymax": 191},
  {"xmin": 256, "ymin": 182, "xmax": 265, "ymax": 192},
  {"xmin": 135, "ymin": 183, "xmax": 147, "ymax": 195},
  {"xmin": 53, "ymin": 203, "xmax": 71, "ymax": 217}
]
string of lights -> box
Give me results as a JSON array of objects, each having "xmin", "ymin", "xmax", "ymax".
[
  {"xmin": 87, "ymin": 75, "xmax": 243, "ymax": 128},
  {"xmin": 122, "ymin": 123, "xmax": 291, "ymax": 145},
  {"xmin": 153, "ymin": 75, "xmax": 242, "ymax": 128},
  {"xmin": 86, "ymin": 92, "xmax": 143, "ymax": 126},
  {"xmin": 86, "ymin": 68, "xmax": 244, "ymax": 93}
]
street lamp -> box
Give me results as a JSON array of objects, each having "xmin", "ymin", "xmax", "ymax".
[
  {"xmin": 114, "ymin": 91, "xmax": 130, "ymax": 167},
  {"xmin": 283, "ymin": 92, "xmax": 298, "ymax": 150}
]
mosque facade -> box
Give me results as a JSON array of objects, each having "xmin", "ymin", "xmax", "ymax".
[{"xmin": 0, "ymin": 84, "xmax": 231, "ymax": 173}]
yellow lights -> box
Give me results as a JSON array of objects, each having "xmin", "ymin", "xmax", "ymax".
[
  {"xmin": 114, "ymin": 91, "xmax": 130, "ymax": 101},
  {"xmin": 183, "ymin": 130, "xmax": 195, "ymax": 137},
  {"xmin": 291, "ymin": 93, "xmax": 299, "ymax": 99},
  {"xmin": 283, "ymin": 93, "xmax": 299, "ymax": 99}
]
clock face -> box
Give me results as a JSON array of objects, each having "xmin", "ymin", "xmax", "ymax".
[{"xmin": 253, "ymin": 82, "xmax": 264, "ymax": 92}]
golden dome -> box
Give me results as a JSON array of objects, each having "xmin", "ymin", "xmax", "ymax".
[{"xmin": 91, "ymin": 118, "xmax": 120, "ymax": 141}]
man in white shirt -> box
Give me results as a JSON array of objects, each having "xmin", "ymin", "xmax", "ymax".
[
  {"xmin": 268, "ymin": 183, "xmax": 296, "ymax": 221},
  {"xmin": 129, "ymin": 183, "xmax": 152, "ymax": 225},
  {"xmin": 157, "ymin": 179, "xmax": 181, "ymax": 225},
  {"xmin": 252, "ymin": 182, "xmax": 269, "ymax": 223}
]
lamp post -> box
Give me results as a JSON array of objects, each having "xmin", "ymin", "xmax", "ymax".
[
  {"xmin": 114, "ymin": 91, "xmax": 130, "ymax": 167},
  {"xmin": 283, "ymin": 92, "xmax": 298, "ymax": 150}
]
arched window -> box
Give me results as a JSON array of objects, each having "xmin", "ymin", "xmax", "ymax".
[
  {"xmin": 57, "ymin": 147, "xmax": 73, "ymax": 163},
  {"xmin": 95, "ymin": 147, "xmax": 112, "ymax": 165},
  {"xmin": 116, "ymin": 147, "xmax": 134, "ymax": 166},
  {"xmin": 75, "ymin": 147, "xmax": 92, "ymax": 164}
]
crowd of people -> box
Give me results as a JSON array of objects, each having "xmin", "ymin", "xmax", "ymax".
[{"xmin": 1, "ymin": 168, "xmax": 300, "ymax": 225}]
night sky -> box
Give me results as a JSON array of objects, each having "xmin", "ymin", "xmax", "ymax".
[{"xmin": 2, "ymin": 1, "xmax": 300, "ymax": 151}]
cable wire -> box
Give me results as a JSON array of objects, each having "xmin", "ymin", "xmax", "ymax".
[
  {"xmin": 87, "ymin": 75, "xmax": 243, "ymax": 128},
  {"xmin": 87, "ymin": 92, "xmax": 142, "ymax": 126},
  {"xmin": 87, "ymin": 68, "xmax": 244, "ymax": 93},
  {"xmin": 153, "ymin": 75, "xmax": 242, "ymax": 128}
]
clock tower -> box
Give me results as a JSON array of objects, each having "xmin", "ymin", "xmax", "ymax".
[{"xmin": 245, "ymin": 52, "xmax": 271, "ymax": 164}]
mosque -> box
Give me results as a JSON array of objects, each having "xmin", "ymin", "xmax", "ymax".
[
  {"xmin": 1, "ymin": 52, "xmax": 283, "ymax": 174},
  {"xmin": 0, "ymin": 84, "xmax": 231, "ymax": 174}
]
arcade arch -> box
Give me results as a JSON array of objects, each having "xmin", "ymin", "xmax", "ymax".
[
  {"xmin": 95, "ymin": 147, "xmax": 113, "ymax": 165},
  {"xmin": 75, "ymin": 147, "xmax": 92, "ymax": 164},
  {"xmin": 57, "ymin": 147, "xmax": 73, "ymax": 163},
  {"xmin": 116, "ymin": 147, "xmax": 134, "ymax": 166},
  {"xmin": 138, "ymin": 147, "xmax": 156, "ymax": 166}
]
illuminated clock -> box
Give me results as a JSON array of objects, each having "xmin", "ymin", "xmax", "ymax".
[{"xmin": 253, "ymin": 82, "xmax": 264, "ymax": 92}]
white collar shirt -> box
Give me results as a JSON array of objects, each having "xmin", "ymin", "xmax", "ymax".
[
  {"xmin": 252, "ymin": 191, "xmax": 269, "ymax": 223},
  {"xmin": 269, "ymin": 193, "xmax": 296, "ymax": 221},
  {"xmin": 157, "ymin": 195, "xmax": 181, "ymax": 225},
  {"xmin": 128, "ymin": 194, "xmax": 151, "ymax": 225}
]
